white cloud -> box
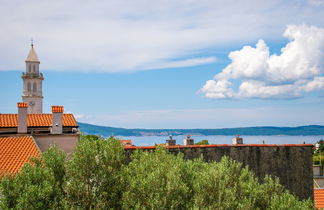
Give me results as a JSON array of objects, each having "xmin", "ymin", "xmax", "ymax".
[
  {"xmin": 0, "ymin": 0, "xmax": 324, "ymax": 72},
  {"xmin": 309, "ymin": 0, "xmax": 324, "ymax": 6},
  {"xmin": 149, "ymin": 57, "xmax": 217, "ymax": 70},
  {"xmin": 200, "ymin": 80, "xmax": 234, "ymax": 99},
  {"xmin": 201, "ymin": 24, "xmax": 324, "ymax": 99},
  {"xmin": 303, "ymin": 76, "xmax": 324, "ymax": 91}
]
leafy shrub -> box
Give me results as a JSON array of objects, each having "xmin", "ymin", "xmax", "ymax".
[
  {"xmin": 121, "ymin": 147, "xmax": 191, "ymax": 209},
  {"xmin": 65, "ymin": 136, "xmax": 125, "ymax": 209}
]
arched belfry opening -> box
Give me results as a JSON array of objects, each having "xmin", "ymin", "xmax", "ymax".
[
  {"xmin": 27, "ymin": 82, "xmax": 31, "ymax": 92},
  {"xmin": 33, "ymin": 82, "xmax": 37, "ymax": 93}
]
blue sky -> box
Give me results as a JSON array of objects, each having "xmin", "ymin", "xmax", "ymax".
[{"xmin": 0, "ymin": 0, "xmax": 324, "ymax": 128}]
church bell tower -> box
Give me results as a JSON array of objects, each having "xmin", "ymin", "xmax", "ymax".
[{"xmin": 22, "ymin": 42, "xmax": 44, "ymax": 113}]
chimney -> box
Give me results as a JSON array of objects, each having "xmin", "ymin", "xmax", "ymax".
[
  {"xmin": 17, "ymin": 102, "xmax": 28, "ymax": 133},
  {"xmin": 232, "ymin": 135, "xmax": 243, "ymax": 145},
  {"xmin": 51, "ymin": 106, "xmax": 64, "ymax": 134},
  {"xmin": 183, "ymin": 135, "xmax": 194, "ymax": 145},
  {"xmin": 166, "ymin": 135, "xmax": 176, "ymax": 146}
]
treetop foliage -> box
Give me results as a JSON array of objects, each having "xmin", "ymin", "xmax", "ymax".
[{"xmin": 195, "ymin": 139, "xmax": 209, "ymax": 145}]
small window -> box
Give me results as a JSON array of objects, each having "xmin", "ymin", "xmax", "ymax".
[
  {"xmin": 28, "ymin": 65, "xmax": 31, "ymax": 72},
  {"xmin": 27, "ymin": 82, "xmax": 31, "ymax": 92},
  {"xmin": 33, "ymin": 65, "xmax": 36, "ymax": 72},
  {"xmin": 33, "ymin": 82, "xmax": 37, "ymax": 92}
]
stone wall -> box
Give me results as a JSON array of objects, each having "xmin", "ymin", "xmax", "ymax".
[{"xmin": 125, "ymin": 144, "xmax": 313, "ymax": 200}]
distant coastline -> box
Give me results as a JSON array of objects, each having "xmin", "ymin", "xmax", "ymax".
[{"xmin": 78, "ymin": 122, "xmax": 324, "ymax": 137}]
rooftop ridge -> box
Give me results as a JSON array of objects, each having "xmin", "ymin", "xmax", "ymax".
[{"xmin": 0, "ymin": 113, "xmax": 78, "ymax": 127}]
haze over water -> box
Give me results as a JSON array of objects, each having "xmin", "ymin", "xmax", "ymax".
[{"xmin": 117, "ymin": 135, "xmax": 324, "ymax": 146}]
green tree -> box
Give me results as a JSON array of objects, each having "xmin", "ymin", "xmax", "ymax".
[
  {"xmin": 121, "ymin": 148, "xmax": 313, "ymax": 209},
  {"xmin": 65, "ymin": 136, "xmax": 125, "ymax": 209},
  {"xmin": 191, "ymin": 157, "xmax": 313, "ymax": 209},
  {"xmin": 121, "ymin": 147, "xmax": 191, "ymax": 209},
  {"xmin": 80, "ymin": 134, "xmax": 104, "ymax": 141},
  {"xmin": 191, "ymin": 156, "xmax": 260, "ymax": 209},
  {"xmin": 317, "ymin": 139, "xmax": 324, "ymax": 152},
  {"xmin": 195, "ymin": 139, "xmax": 209, "ymax": 145},
  {"xmin": 255, "ymin": 176, "xmax": 312, "ymax": 209}
]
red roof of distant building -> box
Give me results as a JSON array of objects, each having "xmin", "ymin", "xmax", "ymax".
[
  {"xmin": 119, "ymin": 140, "xmax": 133, "ymax": 146},
  {"xmin": 0, "ymin": 136, "xmax": 40, "ymax": 175},
  {"xmin": 0, "ymin": 114, "xmax": 78, "ymax": 128},
  {"xmin": 124, "ymin": 144, "xmax": 313, "ymax": 150},
  {"xmin": 315, "ymin": 189, "xmax": 324, "ymax": 209}
]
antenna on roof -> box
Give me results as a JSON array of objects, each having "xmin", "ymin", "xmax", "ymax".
[{"xmin": 31, "ymin": 38, "xmax": 34, "ymax": 47}]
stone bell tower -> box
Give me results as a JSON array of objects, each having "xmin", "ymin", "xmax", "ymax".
[{"xmin": 22, "ymin": 42, "xmax": 44, "ymax": 113}]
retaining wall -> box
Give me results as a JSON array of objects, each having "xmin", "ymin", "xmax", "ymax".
[{"xmin": 125, "ymin": 144, "xmax": 313, "ymax": 200}]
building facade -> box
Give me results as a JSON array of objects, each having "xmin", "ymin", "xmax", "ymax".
[{"xmin": 0, "ymin": 103, "xmax": 80, "ymax": 154}]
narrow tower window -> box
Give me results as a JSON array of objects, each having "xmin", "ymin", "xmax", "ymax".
[
  {"xmin": 27, "ymin": 82, "xmax": 31, "ymax": 92},
  {"xmin": 28, "ymin": 65, "xmax": 31, "ymax": 72},
  {"xmin": 33, "ymin": 65, "xmax": 36, "ymax": 73},
  {"xmin": 33, "ymin": 82, "xmax": 37, "ymax": 92}
]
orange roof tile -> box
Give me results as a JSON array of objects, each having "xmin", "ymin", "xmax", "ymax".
[
  {"xmin": 315, "ymin": 189, "xmax": 324, "ymax": 209},
  {"xmin": 52, "ymin": 106, "xmax": 64, "ymax": 113},
  {"xmin": 0, "ymin": 136, "xmax": 40, "ymax": 175},
  {"xmin": 0, "ymin": 114, "xmax": 78, "ymax": 128}
]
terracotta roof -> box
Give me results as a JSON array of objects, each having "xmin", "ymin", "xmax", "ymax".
[
  {"xmin": 315, "ymin": 189, "xmax": 324, "ymax": 209},
  {"xmin": 25, "ymin": 46, "xmax": 40, "ymax": 62},
  {"xmin": 52, "ymin": 106, "xmax": 64, "ymax": 113},
  {"xmin": 0, "ymin": 114, "xmax": 78, "ymax": 127},
  {"xmin": 0, "ymin": 136, "xmax": 40, "ymax": 175}
]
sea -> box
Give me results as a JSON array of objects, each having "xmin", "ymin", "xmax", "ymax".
[{"xmin": 115, "ymin": 135, "xmax": 324, "ymax": 146}]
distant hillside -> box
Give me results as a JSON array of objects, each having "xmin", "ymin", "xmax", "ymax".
[{"xmin": 78, "ymin": 122, "xmax": 324, "ymax": 136}]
